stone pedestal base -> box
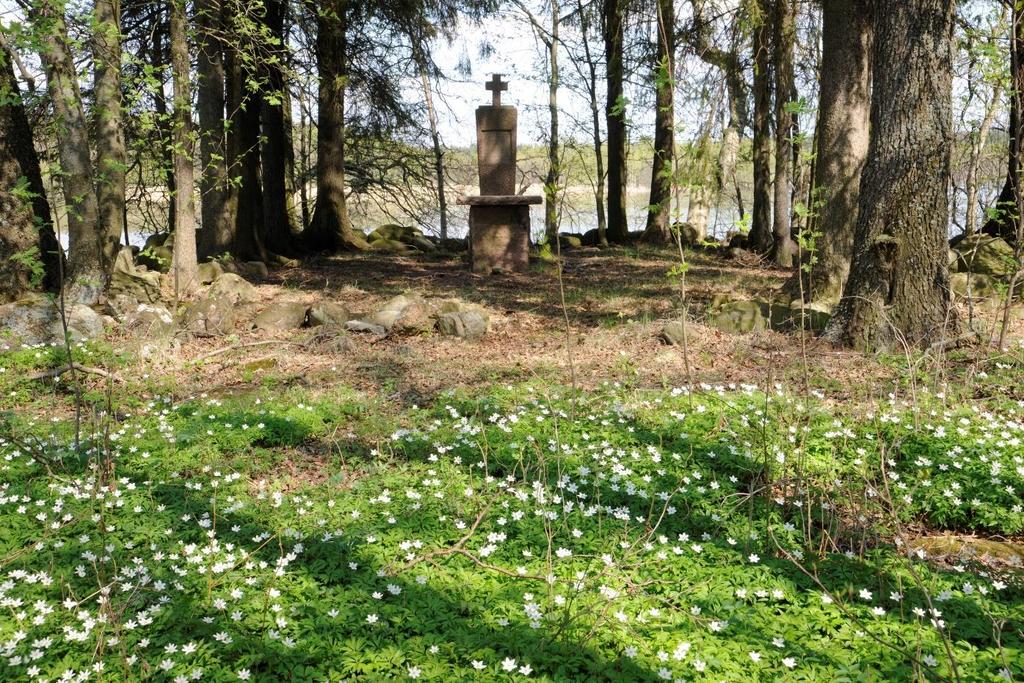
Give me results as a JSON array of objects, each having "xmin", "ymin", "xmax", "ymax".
[
  {"xmin": 469, "ymin": 205, "xmax": 530, "ymax": 274},
  {"xmin": 459, "ymin": 195, "xmax": 542, "ymax": 275}
]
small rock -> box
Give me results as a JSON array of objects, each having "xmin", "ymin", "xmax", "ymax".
[
  {"xmin": 365, "ymin": 294, "xmax": 414, "ymax": 331},
  {"xmin": 124, "ymin": 303, "xmax": 176, "ymax": 338},
  {"xmin": 253, "ymin": 302, "xmax": 309, "ymax": 332},
  {"xmin": 307, "ymin": 301, "xmax": 351, "ymax": 327},
  {"xmin": 61, "ymin": 304, "xmax": 105, "ymax": 341},
  {"xmin": 710, "ymin": 300, "xmax": 767, "ymax": 334},
  {"xmin": 181, "ymin": 296, "xmax": 237, "ymax": 335},
  {"xmin": 558, "ymin": 234, "xmax": 583, "ymax": 250},
  {"xmin": 207, "ymin": 273, "xmax": 259, "ymax": 304},
  {"xmin": 950, "ymin": 272, "xmax": 998, "ymax": 299},
  {"xmin": 952, "ymin": 234, "xmax": 1017, "ymax": 277},
  {"xmin": 109, "ymin": 246, "xmax": 162, "ymax": 304},
  {"xmin": 0, "ymin": 294, "xmax": 58, "ymax": 345},
  {"xmin": 344, "ymin": 320, "xmax": 387, "ymax": 336},
  {"xmin": 436, "ymin": 311, "xmax": 489, "ymax": 339},
  {"xmin": 660, "ymin": 320, "xmax": 688, "ymax": 346},
  {"xmin": 197, "ymin": 261, "xmax": 225, "ymax": 285},
  {"xmin": 237, "ymin": 261, "xmax": 269, "ymax": 281}
]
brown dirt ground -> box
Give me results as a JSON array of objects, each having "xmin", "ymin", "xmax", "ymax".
[{"xmin": 112, "ymin": 246, "xmax": 1024, "ymax": 407}]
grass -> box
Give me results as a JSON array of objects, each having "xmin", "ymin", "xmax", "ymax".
[{"xmin": 0, "ymin": 340, "xmax": 1022, "ymax": 682}]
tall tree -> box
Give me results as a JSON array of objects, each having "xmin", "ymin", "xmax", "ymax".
[
  {"xmin": 1, "ymin": 43, "xmax": 61, "ymax": 299},
  {"xmin": 225, "ymin": 26, "xmax": 266, "ymax": 261},
  {"xmin": 795, "ymin": 0, "xmax": 871, "ymax": 303},
  {"xmin": 824, "ymin": 0, "xmax": 955, "ymax": 349},
  {"xmin": 93, "ymin": 0, "xmax": 126, "ymax": 252},
  {"xmin": 642, "ymin": 0, "xmax": 674, "ymax": 243},
  {"xmin": 195, "ymin": 0, "xmax": 235, "ymax": 259},
  {"xmin": 570, "ymin": 0, "xmax": 607, "ymax": 245},
  {"xmin": 34, "ymin": 0, "xmax": 105, "ymax": 302},
  {"xmin": 260, "ymin": 0, "xmax": 300, "ymax": 257},
  {"xmin": 981, "ymin": 3, "xmax": 1023, "ymax": 244},
  {"xmin": 544, "ymin": 0, "xmax": 561, "ymax": 245},
  {"xmin": 770, "ymin": 0, "xmax": 795, "ymax": 267},
  {"xmin": 305, "ymin": 0, "xmax": 370, "ymax": 251},
  {"xmin": 169, "ymin": 0, "xmax": 198, "ymax": 297},
  {"xmin": 604, "ymin": 0, "xmax": 628, "ymax": 243},
  {"xmin": 748, "ymin": 0, "xmax": 773, "ymax": 254}
]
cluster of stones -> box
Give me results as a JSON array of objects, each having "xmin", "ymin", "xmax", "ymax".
[{"xmin": 0, "ymin": 246, "xmax": 491, "ymax": 352}]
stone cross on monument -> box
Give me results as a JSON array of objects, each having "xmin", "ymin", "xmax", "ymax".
[{"xmin": 457, "ymin": 74, "xmax": 542, "ymax": 274}]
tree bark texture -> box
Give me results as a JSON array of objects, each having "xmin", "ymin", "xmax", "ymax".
[
  {"xmin": 544, "ymin": 0, "xmax": 561, "ymax": 245},
  {"xmin": 93, "ymin": 0, "xmax": 126, "ymax": 259},
  {"xmin": 306, "ymin": 0, "xmax": 370, "ymax": 252},
  {"xmin": 749, "ymin": 0, "xmax": 774, "ymax": 254},
  {"xmin": 1, "ymin": 47, "xmax": 61, "ymax": 300},
  {"xmin": 771, "ymin": 0, "xmax": 795, "ymax": 267},
  {"xmin": 603, "ymin": 0, "xmax": 628, "ymax": 243},
  {"xmin": 260, "ymin": 0, "xmax": 300, "ymax": 257},
  {"xmin": 798, "ymin": 0, "xmax": 872, "ymax": 303},
  {"xmin": 643, "ymin": 0, "xmax": 675, "ymax": 243},
  {"xmin": 824, "ymin": 0, "xmax": 956, "ymax": 349},
  {"xmin": 170, "ymin": 0, "xmax": 198, "ymax": 297},
  {"xmin": 195, "ymin": 0, "xmax": 235, "ymax": 259},
  {"xmin": 35, "ymin": 0, "xmax": 105, "ymax": 302}
]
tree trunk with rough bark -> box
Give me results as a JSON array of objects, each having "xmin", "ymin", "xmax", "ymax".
[
  {"xmin": 604, "ymin": 0, "xmax": 628, "ymax": 243},
  {"xmin": 93, "ymin": 0, "xmax": 125, "ymax": 260},
  {"xmin": 35, "ymin": 1, "xmax": 104, "ymax": 303},
  {"xmin": 643, "ymin": 0, "xmax": 674, "ymax": 244},
  {"xmin": 771, "ymin": 0, "xmax": 795, "ymax": 267},
  {"xmin": 544, "ymin": 0, "xmax": 561, "ymax": 245},
  {"xmin": 0, "ymin": 44, "xmax": 60, "ymax": 290},
  {"xmin": 195, "ymin": 0, "xmax": 235, "ymax": 259},
  {"xmin": 260, "ymin": 0, "xmax": 300, "ymax": 257},
  {"xmin": 170, "ymin": 0, "xmax": 198, "ymax": 298},
  {"xmin": 981, "ymin": 5, "xmax": 1024, "ymax": 244},
  {"xmin": 795, "ymin": 0, "xmax": 872, "ymax": 303},
  {"xmin": 225, "ymin": 44, "xmax": 266, "ymax": 261},
  {"xmin": 577, "ymin": 0, "xmax": 606, "ymax": 245},
  {"xmin": 823, "ymin": 0, "xmax": 956, "ymax": 350},
  {"xmin": 305, "ymin": 0, "xmax": 370, "ymax": 252},
  {"xmin": 1, "ymin": 46, "xmax": 61, "ymax": 300},
  {"xmin": 749, "ymin": 0, "xmax": 774, "ymax": 254}
]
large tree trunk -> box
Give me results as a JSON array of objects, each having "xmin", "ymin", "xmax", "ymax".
[
  {"xmin": 981, "ymin": 5, "xmax": 1024, "ymax": 244},
  {"xmin": 544, "ymin": 0, "xmax": 561, "ymax": 245},
  {"xmin": 749, "ymin": 0, "xmax": 774, "ymax": 254},
  {"xmin": 823, "ymin": 0, "xmax": 956, "ymax": 350},
  {"xmin": 225, "ymin": 42, "xmax": 267, "ymax": 261},
  {"xmin": 170, "ymin": 0, "xmax": 198, "ymax": 298},
  {"xmin": 642, "ymin": 0, "xmax": 675, "ymax": 244},
  {"xmin": 793, "ymin": 0, "xmax": 871, "ymax": 303},
  {"xmin": 604, "ymin": 0, "xmax": 628, "ymax": 243},
  {"xmin": 577, "ymin": 0, "xmax": 607, "ymax": 246},
  {"xmin": 93, "ymin": 0, "xmax": 126, "ymax": 259},
  {"xmin": 305, "ymin": 0, "xmax": 370, "ymax": 252},
  {"xmin": 260, "ymin": 0, "xmax": 300, "ymax": 257},
  {"xmin": 1, "ymin": 46, "xmax": 61, "ymax": 300},
  {"xmin": 195, "ymin": 0, "xmax": 235, "ymax": 259},
  {"xmin": 770, "ymin": 0, "xmax": 795, "ymax": 267},
  {"xmin": 35, "ymin": 1, "xmax": 104, "ymax": 303}
]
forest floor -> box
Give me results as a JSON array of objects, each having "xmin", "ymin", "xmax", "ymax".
[
  {"xmin": 2, "ymin": 246, "xmax": 1023, "ymax": 682},
  {"xmin": 120, "ymin": 245, "xmax": 1024, "ymax": 403}
]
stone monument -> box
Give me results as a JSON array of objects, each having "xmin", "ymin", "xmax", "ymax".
[{"xmin": 458, "ymin": 74, "xmax": 542, "ymax": 274}]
